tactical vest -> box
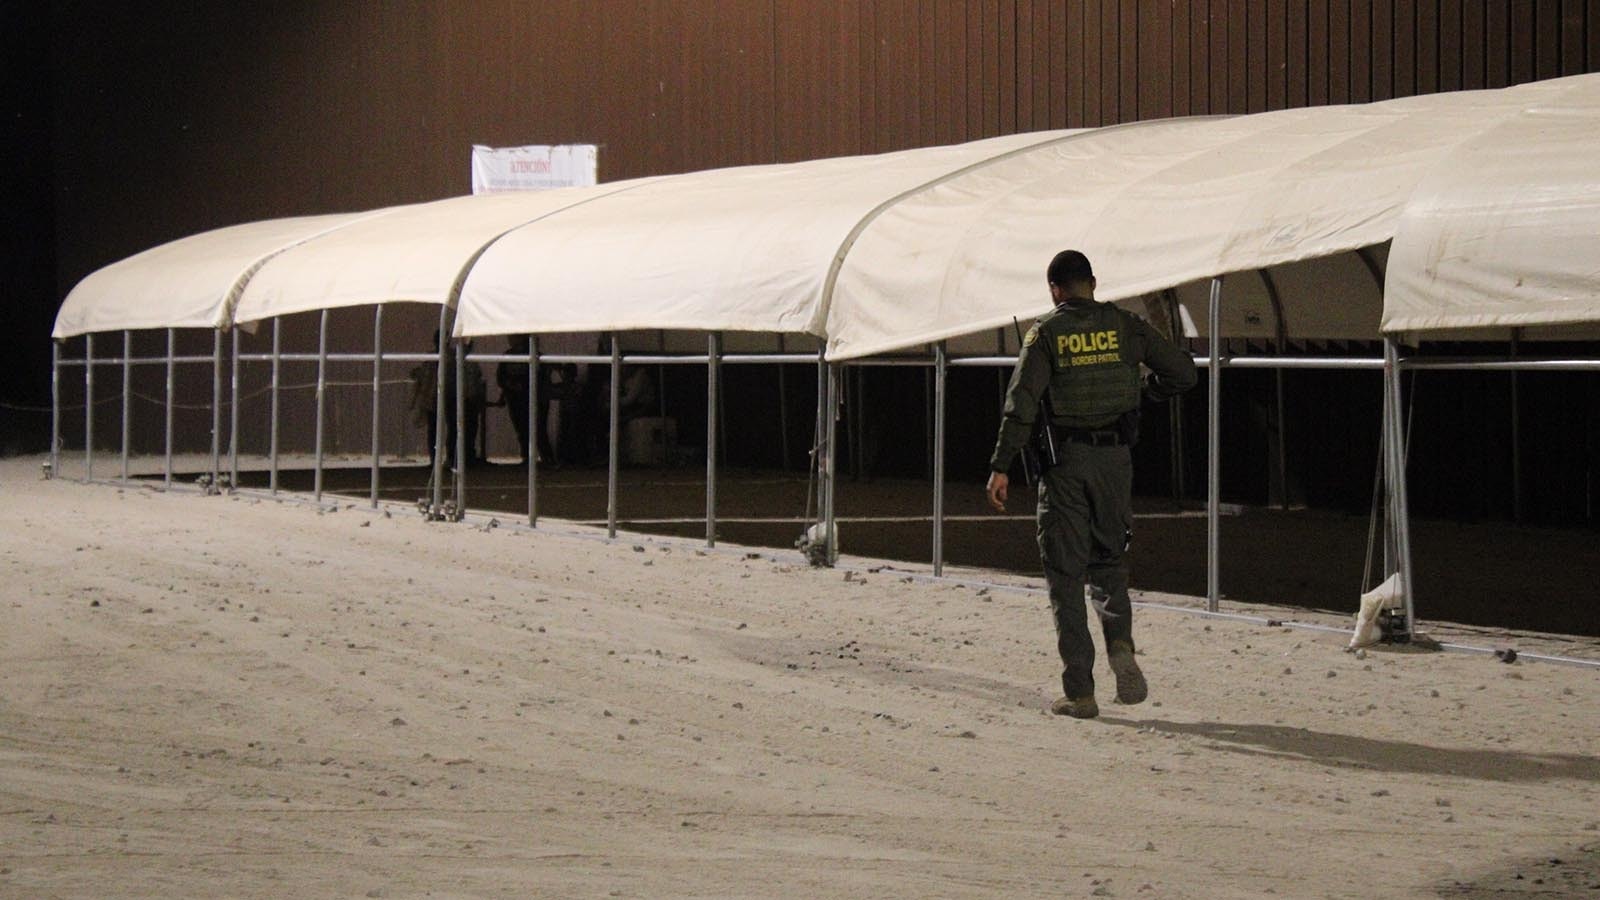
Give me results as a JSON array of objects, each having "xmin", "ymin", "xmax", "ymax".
[{"xmin": 1042, "ymin": 302, "xmax": 1142, "ymax": 427}]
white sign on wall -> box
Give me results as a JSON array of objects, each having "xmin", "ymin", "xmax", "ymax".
[{"xmin": 470, "ymin": 144, "xmax": 598, "ymax": 194}]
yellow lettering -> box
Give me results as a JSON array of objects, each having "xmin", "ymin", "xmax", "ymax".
[{"xmin": 1056, "ymin": 334, "xmax": 1069, "ymax": 355}]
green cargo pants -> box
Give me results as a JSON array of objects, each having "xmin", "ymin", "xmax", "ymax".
[{"xmin": 1036, "ymin": 439, "xmax": 1135, "ymax": 700}]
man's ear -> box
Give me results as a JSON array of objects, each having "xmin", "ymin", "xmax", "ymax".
[
  {"xmin": 1049, "ymin": 283, "xmax": 1063, "ymax": 303},
  {"xmin": 1089, "ymin": 276, "xmax": 1097, "ymax": 293}
]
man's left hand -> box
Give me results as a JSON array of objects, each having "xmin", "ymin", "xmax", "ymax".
[{"xmin": 986, "ymin": 471, "xmax": 1009, "ymax": 512}]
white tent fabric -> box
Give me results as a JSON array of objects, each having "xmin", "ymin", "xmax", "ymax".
[
  {"xmin": 52, "ymin": 212, "xmax": 377, "ymax": 338},
  {"xmin": 230, "ymin": 181, "xmax": 664, "ymax": 326},
  {"xmin": 53, "ymin": 74, "xmax": 1600, "ymax": 354},
  {"xmin": 1382, "ymin": 75, "xmax": 1600, "ymax": 335},
  {"xmin": 452, "ymin": 132, "xmax": 1061, "ymax": 339},
  {"xmin": 821, "ymin": 79, "xmax": 1570, "ymax": 359}
]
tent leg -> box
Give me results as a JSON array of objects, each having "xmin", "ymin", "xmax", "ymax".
[
  {"xmin": 455, "ymin": 337, "xmax": 467, "ymax": 520},
  {"xmin": 164, "ymin": 328, "xmax": 175, "ymax": 491},
  {"xmin": 430, "ymin": 305, "xmax": 450, "ymax": 518},
  {"xmin": 814, "ymin": 350, "xmax": 826, "ymax": 520},
  {"xmin": 84, "ymin": 333, "xmax": 94, "ymax": 482},
  {"xmin": 707, "ymin": 332, "xmax": 721, "ymax": 547},
  {"xmin": 50, "ymin": 340, "xmax": 60, "ymax": 479},
  {"xmin": 933, "ymin": 342, "xmax": 947, "ymax": 577},
  {"xmin": 314, "ymin": 313, "xmax": 332, "ymax": 500},
  {"xmin": 1383, "ymin": 338, "xmax": 1418, "ymax": 639},
  {"xmin": 1207, "ymin": 276, "xmax": 1223, "ymax": 613},
  {"xmin": 211, "ymin": 329, "xmax": 221, "ymax": 491},
  {"xmin": 121, "ymin": 331, "xmax": 131, "ymax": 482},
  {"xmin": 270, "ymin": 318, "xmax": 281, "ymax": 495},
  {"xmin": 370, "ymin": 306, "xmax": 383, "ymax": 508},
  {"xmin": 825, "ymin": 362, "xmax": 839, "ymax": 565},
  {"xmin": 607, "ymin": 333, "xmax": 621, "ymax": 539},
  {"xmin": 528, "ymin": 334, "xmax": 538, "ymax": 527},
  {"xmin": 230, "ymin": 327, "xmax": 240, "ymax": 491}
]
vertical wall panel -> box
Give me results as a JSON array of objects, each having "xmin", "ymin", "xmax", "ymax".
[
  {"xmin": 1229, "ymin": 0, "xmax": 1249, "ymax": 111},
  {"xmin": 1101, "ymin": 0, "xmax": 1121, "ymax": 124},
  {"xmin": 1172, "ymin": 0, "xmax": 1191, "ymax": 115},
  {"xmin": 1486, "ymin": 0, "xmax": 1511, "ymax": 87},
  {"xmin": 1395, "ymin": 0, "xmax": 1417, "ymax": 95},
  {"xmin": 1078, "ymin": 1, "xmax": 1097, "ymax": 126},
  {"xmin": 1266, "ymin": 2, "xmax": 1289, "ymax": 109},
  {"xmin": 1562, "ymin": 0, "xmax": 1587, "ymax": 72},
  {"xmin": 1014, "ymin": 0, "xmax": 1035, "ymax": 128},
  {"xmin": 1415, "ymin": 0, "xmax": 1438, "ymax": 93},
  {"xmin": 776, "ymin": 2, "xmax": 859, "ymax": 162},
  {"xmin": 1288, "ymin": 2, "xmax": 1310, "ymax": 106},
  {"xmin": 1591, "ymin": 0, "xmax": 1600, "ymax": 69},
  {"xmin": 1463, "ymin": 1, "xmax": 1488, "ymax": 88},
  {"xmin": 1371, "ymin": 0, "xmax": 1395, "ymax": 99},
  {"xmin": 1136, "ymin": 0, "xmax": 1165, "ymax": 120},
  {"xmin": 1248, "ymin": 0, "xmax": 1269, "ymax": 110},
  {"xmin": 1439, "ymin": 0, "xmax": 1463, "ymax": 91},
  {"xmin": 1310, "ymin": 0, "xmax": 1330, "ymax": 104},
  {"xmin": 1330, "ymin": 0, "xmax": 1351, "ymax": 103},
  {"xmin": 1350, "ymin": 0, "xmax": 1372, "ymax": 101},
  {"xmin": 1511, "ymin": 1, "xmax": 1536, "ymax": 83},
  {"xmin": 1032, "ymin": 0, "xmax": 1053, "ymax": 130},
  {"xmin": 1537, "ymin": 0, "xmax": 1562, "ymax": 79},
  {"xmin": 1210, "ymin": 0, "xmax": 1229, "ymax": 112},
  {"xmin": 995, "ymin": 0, "xmax": 1015, "ymax": 135}
]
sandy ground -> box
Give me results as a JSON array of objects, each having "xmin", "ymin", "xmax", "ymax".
[{"xmin": 3, "ymin": 455, "xmax": 1599, "ymax": 899}]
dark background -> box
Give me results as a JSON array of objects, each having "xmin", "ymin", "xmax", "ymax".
[{"xmin": 6, "ymin": 2, "xmax": 1599, "ymax": 531}]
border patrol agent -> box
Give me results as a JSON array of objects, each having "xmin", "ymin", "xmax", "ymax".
[{"xmin": 985, "ymin": 250, "xmax": 1196, "ymax": 719}]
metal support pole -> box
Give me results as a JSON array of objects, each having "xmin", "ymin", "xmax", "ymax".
[
  {"xmin": 824, "ymin": 362, "xmax": 839, "ymax": 565},
  {"xmin": 932, "ymin": 341, "xmax": 948, "ymax": 576},
  {"xmin": 121, "ymin": 331, "xmax": 131, "ymax": 482},
  {"xmin": 527, "ymin": 334, "xmax": 538, "ymax": 527},
  {"xmin": 607, "ymin": 333, "xmax": 621, "ymax": 539},
  {"xmin": 84, "ymin": 333, "xmax": 94, "ymax": 482},
  {"xmin": 270, "ymin": 318, "xmax": 281, "ymax": 494},
  {"xmin": 50, "ymin": 341, "xmax": 60, "ymax": 479},
  {"xmin": 1383, "ymin": 337, "xmax": 1418, "ymax": 638},
  {"xmin": 430, "ymin": 304, "xmax": 450, "ymax": 517},
  {"xmin": 707, "ymin": 332, "xmax": 721, "ymax": 547},
  {"xmin": 370, "ymin": 306, "xmax": 383, "ymax": 509},
  {"xmin": 1206, "ymin": 277, "xmax": 1223, "ymax": 612},
  {"xmin": 1510, "ymin": 329, "xmax": 1523, "ymax": 523},
  {"xmin": 164, "ymin": 328, "xmax": 175, "ymax": 490},
  {"xmin": 314, "ymin": 309, "xmax": 328, "ymax": 502},
  {"xmin": 1274, "ymin": 369, "xmax": 1289, "ymax": 510},
  {"xmin": 211, "ymin": 328, "xmax": 222, "ymax": 490},
  {"xmin": 230, "ymin": 327, "xmax": 240, "ymax": 491},
  {"xmin": 814, "ymin": 350, "xmax": 827, "ymax": 519},
  {"xmin": 455, "ymin": 338, "xmax": 467, "ymax": 518}
]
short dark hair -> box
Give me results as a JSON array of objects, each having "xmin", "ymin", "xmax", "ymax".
[{"xmin": 1047, "ymin": 250, "xmax": 1094, "ymax": 287}]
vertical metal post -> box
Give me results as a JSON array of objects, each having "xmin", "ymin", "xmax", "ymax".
[
  {"xmin": 370, "ymin": 305, "xmax": 383, "ymax": 508},
  {"xmin": 528, "ymin": 334, "xmax": 538, "ymax": 527},
  {"xmin": 314, "ymin": 309, "xmax": 328, "ymax": 502},
  {"xmin": 814, "ymin": 349, "xmax": 827, "ymax": 519},
  {"xmin": 1206, "ymin": 277, "xmax": 1223, "ymax": 612},
  {"xmin": 707, "ymin": 332, "xmax": 721, "ymax": 547},
  {"xmin": 607, "ymin": 333, "xmax": 621, "ymax": 539},
  {"xmin": 270, "ymin": 318, "xmax": 281, "ymax": 494},
  {"xmin": 777, "ymin": 337, "xmax": 791, "ymax": 470},
  {"xmin": 1274, "ymin": 369, "xmax": 1289, "ymax": 510},
  {"xmin": 1166, "ymin": 291, "xmax": 1188, "ymax": 504},
  {"xmin": 824, "ymin": 362, "xmax": 839, "ymax": 564},
  {"xmin": 1510, "ymin": 329, "xmax": 1522, "ymax": 523},
  {"xmin": 211, "ymin": 328, "xmax": 222, "ymax": 489},
  {"xmin": 1383, "ymin": 338, "xmax": 1417, "ymax": 638},
  {"xmin": 164, "ymin": 328, "xmax": 175, "ymax": 490},
  {"xmin": 230, "ymin": 327, "xmax": 240, "ymax": 491},
  {"xmin": 121, "ymin": 331, "xmax": 131, "ymax": 482},
  {"xmin": 50, "ymin": 340, "xmax": 60, "ymax": 479},
  {"xmin": 455, "ymin": 337, "xmax": 467, "ymax": 518},
  {"xmin": 932, "ymin": 342, "xmax": 947, "ymax": 577},
  {"xmin": 84, "ymin": 333, "xmax": 94, "ymax": 482},
  {"xmin": 430, "ymin": 305, "xmax": 451, "ymax": 516}
]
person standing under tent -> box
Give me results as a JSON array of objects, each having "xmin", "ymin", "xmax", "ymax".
[{"xmin": 985, "ymin": 250, "xmax": 1196, "ymax": 719}]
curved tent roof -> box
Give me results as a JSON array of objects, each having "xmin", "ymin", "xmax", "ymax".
[
  {"xmin": 451, "ymin": 132, "xmax": 1062, "ymax": 339},
  {"xmin": 52, "ymin": 211, "xmax": 379, "ymax": 338},
  {"xmin": 230, "ymin": 179, "xmax": 666, "ymax": 327},
  {"xmin": 53, "ymin": 74, "xmax": 1600, "ymax": 354},
  {"xmin": 1382, "ymin": 74, "xmax": 1600, "ymax": 336}
]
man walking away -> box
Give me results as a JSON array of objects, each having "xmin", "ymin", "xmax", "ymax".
[{"xmin": 985, "ymin": 250, "xmax": 1196, "ymax": 719}]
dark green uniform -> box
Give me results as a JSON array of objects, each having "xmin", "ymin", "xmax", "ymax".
[{"xmin": 990, "ymin": 298, "xmax": 1196, "ymax": 701}]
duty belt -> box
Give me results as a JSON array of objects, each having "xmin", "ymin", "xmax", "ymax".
[{"xmin": 1055, "ymin": 427, "xmax": 1126, "ymax": 447}]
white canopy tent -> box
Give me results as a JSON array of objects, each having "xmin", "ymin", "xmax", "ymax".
[{"xmin": 50, "ymin": 73, "xmax": 1600, "ymax": 638}]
